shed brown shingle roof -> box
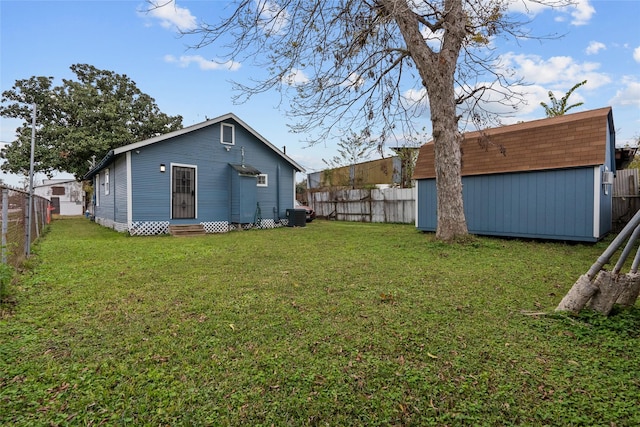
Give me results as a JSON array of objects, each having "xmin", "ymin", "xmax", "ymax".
[{"xmin": 413, "ymin": 107, "xmax": 613, "ymax": 179}]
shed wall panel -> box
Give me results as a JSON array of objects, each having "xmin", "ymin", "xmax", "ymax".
[
  {"xmin": 417, "ymin": 168, "xmax": 599, "ymax": 241},
  {"xmin": 416, "ymin": 180, "xmax": 437, "ymax": 230}
]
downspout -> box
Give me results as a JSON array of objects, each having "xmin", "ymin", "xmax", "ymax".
[
  {"xmin": 276, "ymin": 164, "xmax": 281, "ymax": 221},
  {"xmin": 2, "ymin": 187, "xmax": 8, "ymax": 264},
  {"xmin": 228, "ymin": 165, "xmax": 232, "ymax": 229},
  {"xmin": 113, "ymin": 160, "xmax": 117, "ymax": 227}
]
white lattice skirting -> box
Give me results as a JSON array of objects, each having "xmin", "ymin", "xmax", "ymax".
[
  {"xmin": 229, "ymin": 219, "xmax": 287, "ymax": 230},
  {"xmin": 129, "ymin": 221, "xmax": 170, "ymax": 236},
  {"xmin": 256, "ymin": 219, "xmax": 285, "ymax": 229},
  {"xmin": 201, "ymin": 221, "xmax": 230, "ymax": 233},
  {"xmin": 121, "ymin": 220, "xmax": 287, "ymax": 236}
]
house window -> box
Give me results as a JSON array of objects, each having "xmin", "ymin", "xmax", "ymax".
[
  {"xmin": 257, "ymin": 174, "xmax": 268, "ymax": 187},
  {"xmin": 104, "ymin": 168, "xmax": 110, "ymax": 195},
  {"xmin": 221, "ymin": 123, "xmax": 235, "ymax": 145},
  {"xmin": 51, "ymin": 186, "xmax": 65, "ymax": 196}
]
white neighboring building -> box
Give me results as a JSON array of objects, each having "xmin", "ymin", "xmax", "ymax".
[{"xmin": 34, "ymin": 179, "xmax": 85, "ymax": 215}]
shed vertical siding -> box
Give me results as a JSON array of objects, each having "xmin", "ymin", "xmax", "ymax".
[
  {"xmin": 416, "ymin": 179, "xmax": 437, "ymax": 231},
  {"xmin": 417, "ymin": 167, "xmax": 599, "ymax": 241}
]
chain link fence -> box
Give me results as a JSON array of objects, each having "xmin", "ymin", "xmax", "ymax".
[{"xmin": 1, "ymin": 185, "xmax": 51, "ymax": 268}]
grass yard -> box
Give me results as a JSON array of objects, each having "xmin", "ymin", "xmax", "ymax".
[{"xmin": 1, "ymin": 217, "xmax": 640, "ymax": 426}]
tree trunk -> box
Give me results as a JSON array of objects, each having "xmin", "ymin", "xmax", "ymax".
[
  {"xmin": 432, "ymin": 117, "xmax": 467, "ymax": 241},
  {"xmin": 388, "ymin": 0, "xmax": 468, "ymax": 241}
]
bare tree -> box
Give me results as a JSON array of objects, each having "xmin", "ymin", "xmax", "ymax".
[
  {"xmin": 323, "ymin": 131, "xmax": 379, "ymax": 169},
  {"xmin": 150, "ymin": 0, "xmax": 570, "ymax": 241}
]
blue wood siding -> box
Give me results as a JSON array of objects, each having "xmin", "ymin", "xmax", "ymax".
[
  {"xmin": 258, "ymin": 164, "xmax": 296, "ymax": 222},
  {"xmin": 230, "ymin": 123, "xmax": 296, "ymax": 221},
  {"xmin": 114, "ymin": 155, "xmax": 128, "ymax": 224},
  {"xmin": 94, "ymin": 168, "xmax": 114, "ymax": 220},
  {"xmin": 417, "ymin": 167, "xmax": 601, "ymax": 241},
  {"xmin": 92, "ymin": 156, "xmax": 127, "ymax": 226},
  {"xmin": 230, "ymin": 172, "xmax": 258, "ymax": 223},
  {"xmin": 118, "ymin": 119, "xmax": 296, "ymax": 224},
  {"xmin": 416, "ymin": 179, "xmax": 437, "ymax": 231}
]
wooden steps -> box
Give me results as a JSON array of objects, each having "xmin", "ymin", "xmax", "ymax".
[{"xmin": 169, "ymin": 224, "xmax": 206, "ymax": 237}]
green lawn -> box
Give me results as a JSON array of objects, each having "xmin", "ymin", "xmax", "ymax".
[{"xmin": 2, "ymin": 217, "xmax": 639, "ymax": 426}]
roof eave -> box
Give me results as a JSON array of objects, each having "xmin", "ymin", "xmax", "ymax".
[
  {"xmin": 83, "ymin": 150, "xmax": 115, "ymax": 180},
  {"xmin": 110, "ymin": 112, "xmax": 305, "ymax": 173}
]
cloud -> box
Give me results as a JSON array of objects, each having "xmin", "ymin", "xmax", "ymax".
[
  {"xmin": 507, "ymin": 0, "xmax": 552, "ymax": 16},
  {"xmin": 585, "ymin": 41, "xmax": 606, "ymax": 55},
  {"xmin": 420, "ymin": 26, "xmax": 444, "ymax": 51},
  {"xmin": 281, "ymin": 68, "xmax": 309, "ymax": 86},
  {"xmin": 508, "ymin": 0, "xmax": 594, "ymax": 26},
  {"xmin": 146, "ymin": 0, "xmax": 196, "ymax": 32},
  {"xmin": 402, "ymin": 88, "xmax": 428, "ymax": 106},
  {"xmin": 500, "ymin": 52, "xmax": 611, "ymax": 89},
  {"xmin": 255, "ymin": 0, "xmax": 290, "ymax": 36},
  {"xmin": 634, "ymin": 46, "xmax": 640, "ymax": 63},
  {"xmin": 342, "ymin": 73, "xmax": 364, "ymax": 89},
  {"xmin": 164, "ymin": 55, "xmax": 241, "ymax": 71},
  {"xmin": 569, "ymin": 0, "xmax": 595, "ymax": 26},
  {"xmin": 609, "ymin": 77, "xmax": 640, "ymax": 108}
]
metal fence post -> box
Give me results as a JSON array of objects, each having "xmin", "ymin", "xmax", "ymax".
[{"xmin": 2, "ymin": 187, "xmax": 7, "ymax": 264}]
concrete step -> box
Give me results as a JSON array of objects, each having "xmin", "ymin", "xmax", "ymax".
[{"xmin": 169, "ymin": 224, "xmax": 206, "ymax": 236}]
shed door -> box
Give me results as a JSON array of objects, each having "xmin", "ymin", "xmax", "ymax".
[{"xmin": 172, "ymin": 166, "xmax": 196, "ymax": 219}]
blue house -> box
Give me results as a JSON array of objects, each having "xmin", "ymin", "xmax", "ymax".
[
  {"xmin": 84, "ymin": 113, "xmax": 305, "ymax": 235},
  {"xmin": 413, "ymin": 107, "xmax": 616, "ymax": 242}
]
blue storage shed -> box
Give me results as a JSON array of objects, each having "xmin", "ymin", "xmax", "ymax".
[
  {"xmin": 85, "ymin": 113, "xmax": 305, "ymax": 235},
  {"xmin": 413, "ymin": 107, "xmax": 616, "ymax": 242}
]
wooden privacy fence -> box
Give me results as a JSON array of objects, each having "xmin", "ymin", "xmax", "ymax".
[
  {"xmin": 613, "ymin": 169, "xmax": 640, "ymax": 232},
  {"xmin": 309, "ymin": 188, "xmax": 415, "ymax": 224}
]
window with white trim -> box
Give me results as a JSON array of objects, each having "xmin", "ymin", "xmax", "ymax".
[
  {"xmin": 257, "ymin": 174, "xmax": 268, "ymax": 187},
  {"xmin": 104, "ymin": 168, "xmax": 110, "ymax": 195},
  {"xmin": 221, "ymin": 123, "xmax": 235, "ymax": 145}
]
